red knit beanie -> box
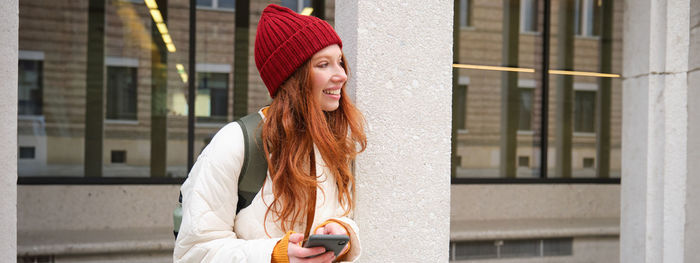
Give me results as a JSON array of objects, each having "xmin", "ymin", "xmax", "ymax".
[{"xmin": 255, "ymin": 4, "xmax": 343, "ymax": 97}]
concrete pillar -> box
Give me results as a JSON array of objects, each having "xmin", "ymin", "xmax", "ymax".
[
  {"xmin": 621, "ymin": 0, "xmax": 697, "ymax": 262},
  {"xmin": 0, "ymin": 0, "xmax": 17, "ymax": 261},
  {"xmin": 335, "ymin": 1, "xmax": 452, "ymax": 261}
]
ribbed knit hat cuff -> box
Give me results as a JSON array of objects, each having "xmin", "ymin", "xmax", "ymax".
[{"xmin": 260, "ymin": 19, "xmax": 342, "ymax": 96}]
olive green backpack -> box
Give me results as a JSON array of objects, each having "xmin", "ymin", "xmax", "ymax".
[{"xmin": 173, "ymin": 112, "xmax": 268, "ymax": 238}]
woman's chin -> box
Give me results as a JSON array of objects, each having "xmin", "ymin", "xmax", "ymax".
[{"xmin": 321, "ymin": 103, "xmax": 340, "ymax": 112}]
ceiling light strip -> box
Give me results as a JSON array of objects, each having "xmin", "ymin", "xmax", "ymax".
[{"xmin": 452, "ymin": 64, "xmax": 535, "ymax": 73}]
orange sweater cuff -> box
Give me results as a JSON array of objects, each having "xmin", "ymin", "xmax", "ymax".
[{"xmin": 271, "ymin": 231, "xmax": 295, "ymax": 263}]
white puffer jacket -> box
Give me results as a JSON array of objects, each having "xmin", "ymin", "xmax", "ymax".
[{"xmin": 173, "ymin": 110, "xmax": 361, "ymax": 262}]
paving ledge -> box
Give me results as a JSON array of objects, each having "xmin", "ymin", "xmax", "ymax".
[
  {"xmin": 18, "ymin": 227, "xmax": 174, "ymax": 256},
  {"xmin": 450, "ymin": 218, "xmax": 619, "ymax": 241}
]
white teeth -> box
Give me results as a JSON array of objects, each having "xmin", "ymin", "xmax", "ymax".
[{"xmin": 324, "ymin": 89, "xmax": 341, "ymax": 95}]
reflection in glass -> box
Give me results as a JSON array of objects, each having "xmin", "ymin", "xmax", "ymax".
[
  {"xmin": 106, "ymin": 66, "xmax": 138, "ymax": 120},
  {"xmin": 196, "ymin": 72, "xmax": 229, "ymax": 122},
  {"xmin": 18, "ymin": 60, "xmax": 43, "ymax": 116},
  {"xmin": 453, "ymin": 0, "xmax": 621, "ymax": 179}
]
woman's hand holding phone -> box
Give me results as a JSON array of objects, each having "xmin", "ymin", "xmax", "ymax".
[
  {"xmin": 287, "ymin": 233, "xmax": 335, "ymax": 263},
  {"xmin": 314, "ymin": 222, "xmax": 349, "ymax": 255}
]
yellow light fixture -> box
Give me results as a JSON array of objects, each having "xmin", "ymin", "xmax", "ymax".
[
  {"xmin": 144, "ymin": 0, "xmax": 158, "ymax": 9},
  {"xmin": 166, "ymin": 43, "xmax": 177, "ymax": 52},
  {"xmin": 161, "ymin": 33, "xmax": 173, "ymax": 44},
  {"xmin": 301, "ymin": 7, "xmax": 314, "ymax": 16},
  {"xmin": 149, "ymin": 9, "xmax": 164, "ymax": 23},
  {"xmin": 453, "ymin": 64, "xmax": 620, "ymax": 78},
  {"xmin": 144, "ymin": 0, "xmax": 176, "ymax": 53},
  {"xmin": 452, "ymin": 63, "xmax": 535, "ymax": 73},
  {"xmin": 156, "ymin": 22, "xmax": 169, "ymax": 34},
  {"xmin": 176, "ymin": 63, "xmax": 188, "ymax": 83},
  {"xmin": 549, "ymin": 69, "xmax": 620, "ymax": 78}
]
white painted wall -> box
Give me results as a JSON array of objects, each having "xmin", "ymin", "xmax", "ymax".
[
  {"xmin": 335, "ymin": 1, "xmax": 453, "ymax": 261},
  {"xmin": 0, "ymin": 0, "xmax": 18, "ymax": 261}
]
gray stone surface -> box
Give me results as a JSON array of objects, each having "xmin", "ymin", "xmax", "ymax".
[
  {"xmin": 622, "ymin": 0, "xmax": 698, "ymax": 262},
  {"xmin": 336, "ymin": 1, "xmax": 453, "ymax": 262},
  {"xmin": 450, "ymin": 218, "xmax": 619, "ymax": 241},
  {"xmin": 18, "ymin": 185, "xmax": 181, "ymax": 231},
  {"xmin": 17, "ymin": 227, "xmax": 173, "ymax": 256},
  {"xmin": 0, "ymin": 0, "xmax": 18, "ymax": 261},
  {"xmin": 451, "ymin": 185, "xmax": 620, "ymax": 221}
]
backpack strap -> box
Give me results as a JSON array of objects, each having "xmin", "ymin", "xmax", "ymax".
[{"xmin": 235, "ymin": 112, "xmax": 268, "ymax": 214}]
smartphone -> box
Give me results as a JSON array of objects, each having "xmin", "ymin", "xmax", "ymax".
[{"xmin": 303, "ymin": 234, "xmax": 350, "ymax": 257}]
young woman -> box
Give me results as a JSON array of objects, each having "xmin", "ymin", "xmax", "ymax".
[{"xmin": 174, "ymin": 4, "xmax": 366, "ymax": 263}]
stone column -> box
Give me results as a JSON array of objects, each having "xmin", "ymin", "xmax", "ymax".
[
  {"xmin": 0, "ymin": 0, "xmax": 17, "ymax": 260},
  {"xmin": 621, "ymin": 0, "xmax": 698, "ymax": 262},
  {"xmin": 335, "ymin": 1, "xmax": 452, "ymax": 261}
]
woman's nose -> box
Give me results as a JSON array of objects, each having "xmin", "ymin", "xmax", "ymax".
[{"xmin": 333, "ymin": 67, "xmax": 347, "ymax": 83}]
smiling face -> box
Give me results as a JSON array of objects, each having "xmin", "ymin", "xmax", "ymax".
[{"xmin": 309, "ymin": 44, "xmax": 347, "ymax": 112}]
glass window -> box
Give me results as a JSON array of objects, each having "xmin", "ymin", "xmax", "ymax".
[
  {"xmin": 460, "ymin": 0, "xmax": 472, "ymax": 28},
  {"xmin": 197, "ymin": 0, "xmax": 234, "ymax": 10},
  {"xmin": 518, "ymin": 88, "xmax": 533, "ymax": 131},
  {"xmin": 18, "ymin": 59, "xmax": 43, "ymax": 116},
  {"xmin": 196, "ymin": 72, "xmax": 229, "ymax": 122},
  {"xmin": 218, "ymin": 0, "xmax": 235, "ymax": 10},
  {"xmin": 453, "ymin": 0, "xmax": 621, "ymax": 180},
  {"xmin": 575, "ymin": 0, "xmax": 600, "ymax": 36},
  {"xmin": 455, "ymin": 84, "xmax": 468, "ymax": 130},
  {"xmin": 281, "ymin": 0, "xmax": 312, "ymax": 13},
  {"xmin": 521, "ymin": 0, "xmax": 538, "ymax": 33},
  {"xmin": 574, "ymin": 90, "xmax": 596, "ymax": 133},
  {"xmin": 106, "ymin": 66, "xmax": 138, "ymax": 121}
]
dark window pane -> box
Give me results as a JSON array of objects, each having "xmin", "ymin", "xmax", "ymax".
[
  {"xmin": 454, "ymin": 241, "xmax": 497, "ymax": 260},
  {"xmin": 281, "ymin": 0, "xmax": 298, "ymax": 11},
  {"xmin": 518, "ymin": 88, "xmax": 533, "ymax": 131},
  {"xmin": 500, "ymin": 239, "xmax": 540, "ymax": 258},
  {"xmin": 542, "ymin": 238, "xmax": 573, "ymax": 256},
  {"xmin": 218, "ymin": 0, "xmax": 235, "ymax": 9},
  {"xmin": 197, "ymin": 72, "xmax": 229, "ymax": 121},
  {"xmin": 19, "ymin": 147, "xmax": 36, "ymax": 159},
  {"xmin": 111, "ymin": 150, "xmax": 126, "ymax": 164},
  {"xmin": 460, "ymin": 0, "xmax": 472, "ymax": 27},
  {"xmin": 106, "ymin": 66, "xmax": 138, "ymax": 120},
  {"xmin": 197, "ymin": 0, "xmax": 213, "ymax": 7},
  {"xmin": 574, "ymin": 90, "xmax": 596, "ymax": 132},
  {"xmin": 455, "ymin": 85, "xmax": 467, "ymax": 130},
  {"xmin": 18, "ymin": 60, "xmax": 43, "ymax": 115},
  {"xmin": 521, "ymin": 0, "xmax": 538, "ymax": 32}
]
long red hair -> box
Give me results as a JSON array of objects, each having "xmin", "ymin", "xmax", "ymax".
[{"xmin": 261, "ymin": 54, "xmax": 366, "ymax": 232}]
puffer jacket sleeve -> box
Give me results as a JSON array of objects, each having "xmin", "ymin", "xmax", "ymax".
[{"xmin": 173, "ymin": 122, "xmax": 280, "ymax": 263}]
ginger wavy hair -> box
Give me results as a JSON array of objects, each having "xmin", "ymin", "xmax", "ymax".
[{"xmin": 261, "ymin": 54, "xmax": 366, "ymax": 233}]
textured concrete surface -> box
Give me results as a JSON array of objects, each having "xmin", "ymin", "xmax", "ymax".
[
  {"xmin": 18, "ymin": 185, "xmax": 181, "ymax": 231},
  {"xmin": 450, "ymin": 218, "xmax": 619, "ymax": 241},
  {"xmin": 0, "ymin": 0, "xmax": 18, "ymax": 261},
  {"xmin": 17, "ymin": 227, "xmax": 173, "ymax": 256},
  {"xmin": 622, "ymin": 0, "xmax": 697, "ymax": 262},
  {"xmin": 336, "ymin": 1, "xmax": 453, "ymax": 262},
  {"xmin": 451, "ymin": 185, "xmax": 620, "ymax": 221},
  {"xmin": 685, "ymin": 1, "xmax": 700, "ymax": 260}
]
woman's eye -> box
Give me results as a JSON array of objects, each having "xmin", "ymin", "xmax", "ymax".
[{"xmin": 317, "ymin": 62, "xmax": 329, "ymax": 68}]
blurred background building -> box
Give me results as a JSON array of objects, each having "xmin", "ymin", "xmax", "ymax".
[{"xmin": 3, "ymin": 0, "xmax": 698, "ymax": 262}]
